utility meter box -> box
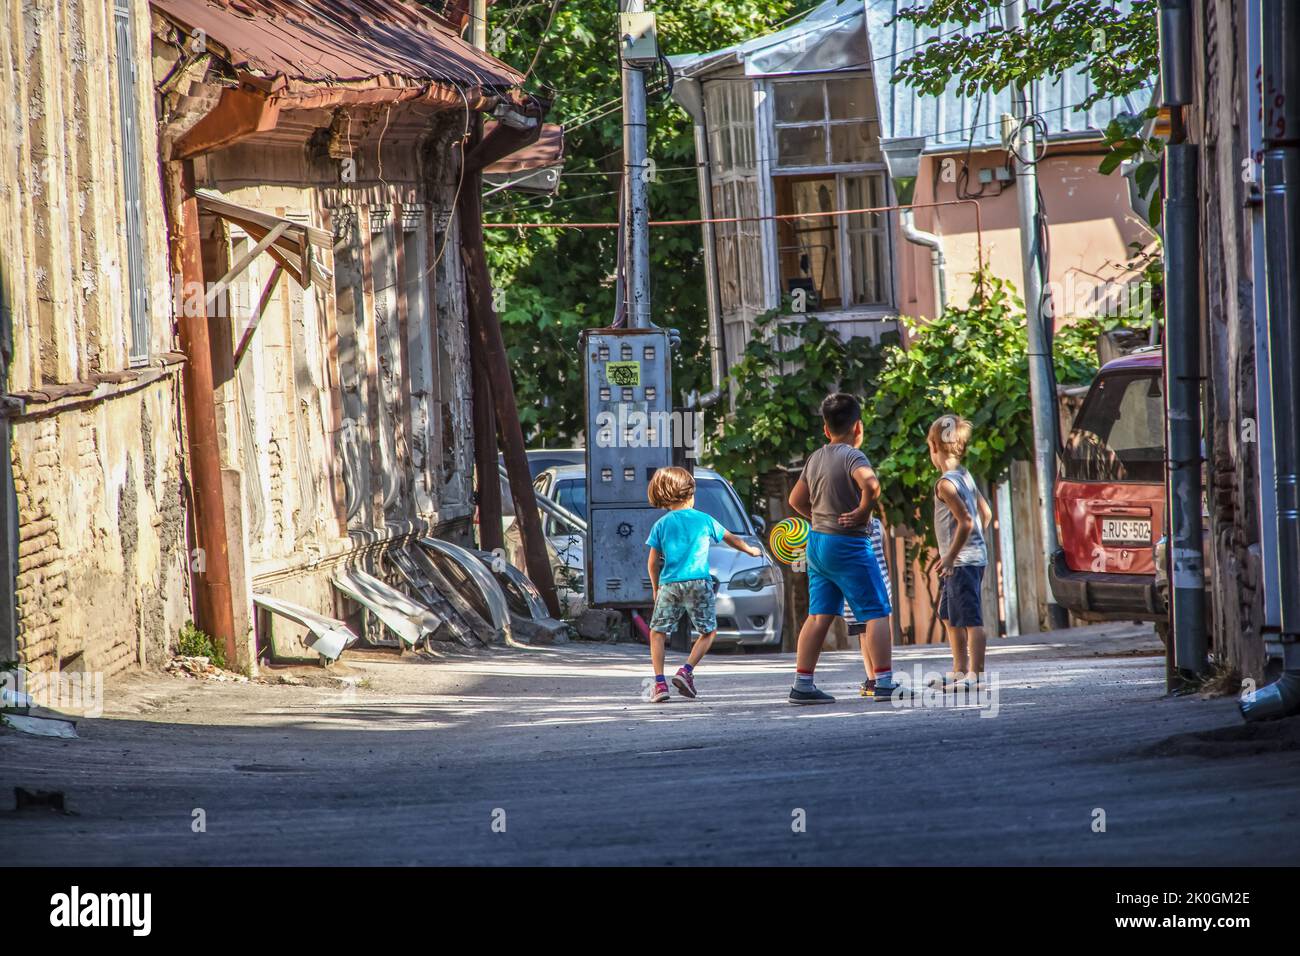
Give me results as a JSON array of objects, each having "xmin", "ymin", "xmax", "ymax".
[
  {"xmin": 582, "ymin": 327, "xmax": 673, "ymax": 608},
  {"xmin": 619, "ymin": 12, "xmax": 659, "ymax": 66}
]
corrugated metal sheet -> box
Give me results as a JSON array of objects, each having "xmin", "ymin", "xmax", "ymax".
[
  {"xmin": 671, "ymin": 0, "xmax": 1153, "ymax": 151},
  {"xmin": 864, "ymin": 0, "xmax": 1153, "ymax": 152},
  {"xmin": 151, "ymin": 0, "xmax": 523, "ymax": 91}
]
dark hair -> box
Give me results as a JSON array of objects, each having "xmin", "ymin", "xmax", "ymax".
[{"xmin": 821, "ymin": 392, "xmax": 861, "ymax": 437}]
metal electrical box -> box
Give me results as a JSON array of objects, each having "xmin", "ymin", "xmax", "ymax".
[
  {"xmin": 618, "ymin": 12, "xmax": 659, "ymax": 66},
  {"xmin": 582, "ymin": 327, "xmax": 673, "ymax": 608}
]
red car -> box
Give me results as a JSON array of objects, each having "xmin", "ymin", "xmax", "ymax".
[{"xmin": 1050, "ymin": 349, "xmax": 1168, "ymax": 625}]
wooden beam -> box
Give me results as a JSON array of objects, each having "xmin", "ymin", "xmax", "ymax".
[
  {"xmin": 233, "ymin": 264, "xmax": 284, "ymax": 368},
  {"xmin": 205, "ymin": 220, "xmax": 291, "ymax": 310}
]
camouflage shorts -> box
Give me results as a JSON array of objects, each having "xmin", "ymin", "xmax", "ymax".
[{"xmin": 649, "ymin": 579, "xmax": 717, "ymax": 635}]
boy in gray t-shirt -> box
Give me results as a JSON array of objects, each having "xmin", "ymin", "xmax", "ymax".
[{"xmin": 786, "ymin": 393, "xmax": 907, "ymax": 704}]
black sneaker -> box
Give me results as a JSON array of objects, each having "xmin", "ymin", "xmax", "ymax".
[
  {"xmin": 859, "ymin": 679, "xmax": 876, "ymax": 698},
  {"xmin": 871, "ymin": 680, "xmax": 916, "ymax": 703},
  {"xmin": 788, "ymin": 686, "xmax": 836, "ymax": 705}
]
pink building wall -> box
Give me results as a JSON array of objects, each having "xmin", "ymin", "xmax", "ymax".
[{"xmin": 893, "ymin": 145, "xmax": 1152, "ymax": 324}]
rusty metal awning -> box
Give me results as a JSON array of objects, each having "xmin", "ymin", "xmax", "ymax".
[
  {"xmin": 483, "ymin": 122, "xmax": 564, "ymax": 194},
  {"xmin": 151, "ymin": 0, "xmax": 524, "ymax": 102}
]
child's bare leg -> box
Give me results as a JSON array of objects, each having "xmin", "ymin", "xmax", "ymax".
[
  {"xmin": 795, "ymin": 614, "xmax": 835, "ymax": 675},
  {"xmin": 946, "ymin": 623, "xmax": 968, "ymax": 675},
  {"xmin": 650, "ymin": 630, "xmax": 667, "ymax": 676},
  {"xmin": 857, "ymin": 633, "xmax": 874, "ymax": 679},
  {"xmin": 687, "ymin": 630, "xmax": 716, "ymax": 667},
  {"xmin": 967, "ymin": 626, "xmax": 987, "ymax": 677},
  {"xmin": 865, "ymin": 616, "xmax": 892, "ymax": 676}
]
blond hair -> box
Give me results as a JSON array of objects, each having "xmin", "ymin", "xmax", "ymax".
[
  {"xmin": 928, "ymin": 413, "xmax": 973, "ymax": 461},
  {"xmin": 647, "ymin": 466, "xmax": 695, "ymax": 508}
]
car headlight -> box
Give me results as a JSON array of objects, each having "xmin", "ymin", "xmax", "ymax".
[{"xmin": 729, "ymin": 566, "xmax": 777, "ymax": 591}]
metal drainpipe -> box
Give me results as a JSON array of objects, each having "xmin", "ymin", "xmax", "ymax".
[
  {"xmin": 1244, "ymin": 0, "xmax": 1300, "ymax": 721},
  {"xmin": 163, "ymin": 159, "xmax": 238, "ymax": 663},
  {"xmin": 899, "ymin": 209, "xmax": 947, "ymax": 313},
  {"xmin": 1163, "ymin": 143, "xmax": 1208, "ymax": 679}
]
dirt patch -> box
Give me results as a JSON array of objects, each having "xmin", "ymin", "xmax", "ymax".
[{"xmin": 1143, "ymin": 715, "xmax": 1300, "ymax": 759}]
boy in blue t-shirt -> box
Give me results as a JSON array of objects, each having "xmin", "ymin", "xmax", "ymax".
[{"xmin": 645, "ymin": 466, "xmax": 761, "ymax": 703}]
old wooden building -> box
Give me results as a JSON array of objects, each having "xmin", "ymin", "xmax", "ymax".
[{"xmin": 2, "ymin": 0, "xmax": 539, "ymax": 674}]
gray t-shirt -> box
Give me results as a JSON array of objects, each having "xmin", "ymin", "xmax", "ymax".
[
  {"xmin": 803, "ymin": 442, "xmax": 873, "ymax": 536},
  {"xmin": 935, "ymin": 467, "xmax": 987, "ymax": 566}
]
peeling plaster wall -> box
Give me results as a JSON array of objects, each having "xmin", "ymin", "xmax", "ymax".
[
  {"xmin": 177, "ymin": 106, "xmax": 477, "ymax": 654},
  {"xmin": 0, "ymin": 0, "xmax": 190, "ymax": 673}
]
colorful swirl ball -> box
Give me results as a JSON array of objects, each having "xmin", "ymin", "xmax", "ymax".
[{"xmin": 768, "ymin": 516, "xmax": 810, "ymax": 565}]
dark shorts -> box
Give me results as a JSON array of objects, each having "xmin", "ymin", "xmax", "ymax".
[
  {"xmin": 938, "ymin": 563, "xmax": 985, "ymax": 628},
  {"xmin": 649, "ymin": 579, "xmax": 717, "ymax": 635},
  {"xmin": 806, "ymin": 531, "xmax": 891, "ymax": 622}
]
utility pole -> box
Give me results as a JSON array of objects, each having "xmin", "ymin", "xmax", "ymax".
[
  {"xmin": 619, "ymin": 0, "xmax": 655, "ymax": 328},
  {"xmin": 1005, "ymin": 0, "xmax": 1067, "ymax": 630},
  {"xmin": 471, "ymin": 0, "xmax": 487, "ymax": 54}
]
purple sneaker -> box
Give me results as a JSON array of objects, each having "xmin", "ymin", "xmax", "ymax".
[
  {"xmin": 649, "ymin": 681, "xmax": 670, "ymax": 704},
  {"xmin": 672, "ymin": 667, "xmax": 698, "ymax": 699}
]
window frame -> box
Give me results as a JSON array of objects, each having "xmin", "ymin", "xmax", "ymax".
[{"xmin": 765, "ymin": 73, "xmax": 894, "ymax": 314}]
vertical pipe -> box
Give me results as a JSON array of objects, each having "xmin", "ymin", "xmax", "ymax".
[
  {"xmin": 1162, "ymin": 142, "xmax": 1208, "ymax": 677},
  {"xmin": 621, "ymin": 0, "xmax": 651, "ymax": 328},
  {"xmin": 471, "ymin": 0, "xmax": 487, "ymax": 54},
  {"xmin": 1243, "ymin": 0, "xmax": 1300, "ymax": 719},
  {"xmin": 163, "ymin": 160, "xmax": 237, "ymax": 663},
  {"xmin": 1005, "ymin": 0, "xmax": 1066, "ymax": 629}
]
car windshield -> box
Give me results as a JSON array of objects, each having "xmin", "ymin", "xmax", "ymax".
[
  {"xmin": 554, "ymin": 479, "xmax": 587, "ymax": 522},
  {"xmin": 552, "ymin": 476, "xmax": 749, "ymax": 534},
  {"xmin": 1061, "ymin": 370, "xmax": 1164, "ymax": 483},
  {"xmin": 692, "ymin": 479, "xmax": 749, "ymax": 533}
]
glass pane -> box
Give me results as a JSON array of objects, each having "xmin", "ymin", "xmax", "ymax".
[
  {"xmin": 830, "ymin": 123, "xmax": 878, "ymax": 164},
  {"xmin": 775, "ymin": 177, "xmax": 840, "ymax": 308},
  {"xmin": 1062, "ymin": 371, "xmax": 1166, "ymax": 483},
  {"xmin": 776, "ymin": 125, "xmax": 826, "ymax": 167},
  {"xmin": 844, "ymin": 175, "xmax": 884, "ymax": 229},
  {"xmin": 827, "ymin": 74, "xmax": 875, "ymax": 121},
  {"xmin": 774, "ymin": 80, "xmax": 824, "ymax": 123}
]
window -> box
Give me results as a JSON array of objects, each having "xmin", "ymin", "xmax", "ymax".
[
  {"xmin": 704, "ymin": 81, "xmax": 763, "ymax": 324},
  {"xmin": 692, "ymin": 479, "xmax": 749, "ymax": 534},
  {"xmin": 773, "ymin": 74, "xmax": 879, "ymax": 168},
  {"xmin": 770, "ymin": 74, "xmax": 890, "ymax": 311},
  {"xmin": 774, "ymin": 172, "xmax": 889, "ymax": 308},
  {"xmin": 114, "ymin": 0, "xmax": 151, "ymax": 365},
  {"xmin": 1061, "ymin": 371, "xmax": 1165, "ymax": 483}
]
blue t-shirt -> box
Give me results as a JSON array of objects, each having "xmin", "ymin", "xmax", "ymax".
[{"xmin": 646, "ymin": 508, "xmax": 727, "ymax": 583}]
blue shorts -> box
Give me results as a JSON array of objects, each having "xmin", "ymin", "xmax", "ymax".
[
  {"xmin": 806, "ymin": 531, "xmax": 891, "ymax": 621},
  {"xmin": 938, "ymin": 564, "xmax": 985, "ymax": 628}
]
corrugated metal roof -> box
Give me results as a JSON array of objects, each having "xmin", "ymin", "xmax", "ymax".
[
  {"xmin": 151, "ymin": 0, "xmax": 523, "ymax": 92},
  {"xmin": 864, "ymin": 0, "xmax": 1153, "ymax": 152},
  {"xmin": 670, "ymin": 0, "xmax": 1153, "ymax": 151}
]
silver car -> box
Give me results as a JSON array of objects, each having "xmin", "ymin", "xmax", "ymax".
[{"xmin": 532, "ymin": 464, "xmax": 784, "ymax": 649}]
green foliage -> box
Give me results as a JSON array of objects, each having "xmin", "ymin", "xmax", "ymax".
[
  {"xmin": 860, "ymin": 271, "xmax": 1118, "ymax": 548},
  {"xmin": 892, "ymin": 1, "xmax": 1165, "ymax": 232},
  {"xmin": 484, "ymin": 0, "xmax": 808, "ymax": 443},
  {"xmin": 891, "ymin": 0, "xmax": 1158, "ymax": 111},
  {"xmin": 177, "ymin": 620, "xmax": 226, "ymax": 669},
  {"xmin": 705, "ymin": 304, "xmax": 888, "ymax": 505},
  {"xmin": 862, "ymin": 275, "xmax": 1030, "ymax": 545}
]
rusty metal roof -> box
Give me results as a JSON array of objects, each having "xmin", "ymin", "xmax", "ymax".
[{"xmin": 152, "ymin": 0, "xmax": 524, "ymax": 93}]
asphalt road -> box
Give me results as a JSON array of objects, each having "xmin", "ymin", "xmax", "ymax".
[{"xmin": 4, "ymin": 623, "xmax": 1299, "ymax": 865}]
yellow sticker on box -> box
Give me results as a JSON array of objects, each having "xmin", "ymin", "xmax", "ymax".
[{"xmin": 606, "ymin": 361, "xmax": 641, "ymax": 387}]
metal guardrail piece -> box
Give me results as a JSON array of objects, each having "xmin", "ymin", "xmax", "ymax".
[
  {"xmin": 418, "ymin": 537, "xmax": 512, "ymax": 644},
  {"xmin": 252, "ymin": 593, "xmax": 358, "ymax": 662},
  {"xmin": 331, "ymin": 568, "xmax": 442, "ymax": 648}
]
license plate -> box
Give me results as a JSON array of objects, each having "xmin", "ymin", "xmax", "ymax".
[{"xmin": 1101, "ymin": 517, "xmax": 1151, "ymax": 544}]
